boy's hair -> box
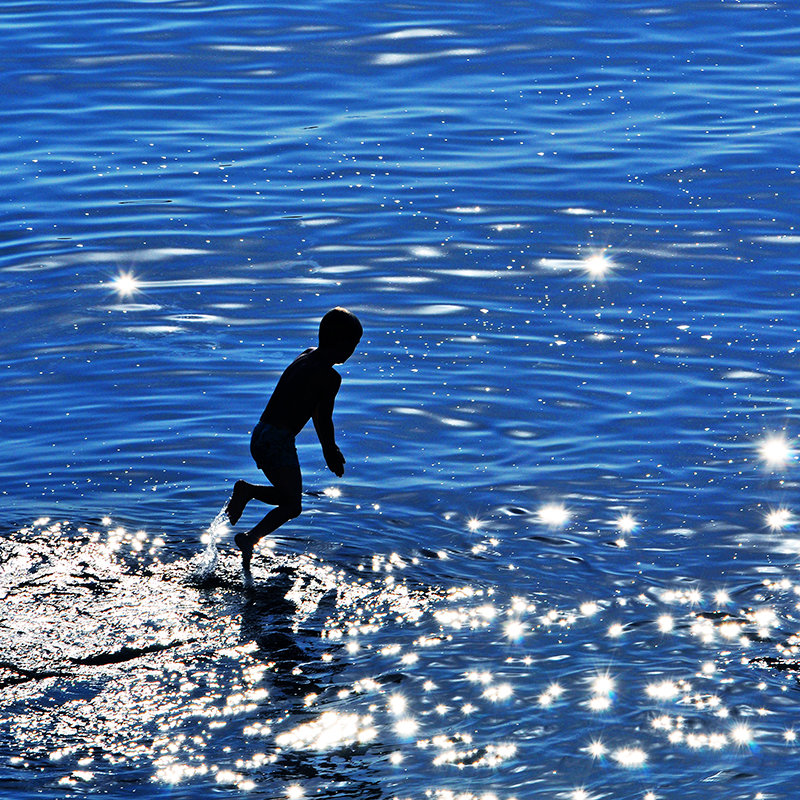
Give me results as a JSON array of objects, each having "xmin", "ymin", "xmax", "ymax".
[{"xmin": 319, "ymin": 307, "xmax": 363, "ymax": 347}]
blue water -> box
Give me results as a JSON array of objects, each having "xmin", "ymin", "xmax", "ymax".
[{"xmin": 3, "ymin": 1, "xmax": 800, "ymax": 798}]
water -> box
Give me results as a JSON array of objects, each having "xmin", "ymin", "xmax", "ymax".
[{"xmin": 2, "ymin": 0, "xmax": 800, "ymax": 797}]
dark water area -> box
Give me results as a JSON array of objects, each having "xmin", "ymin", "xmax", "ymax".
[{"xmin": 2, "ymin": 1, "xmax": 800, "ymax": 798}]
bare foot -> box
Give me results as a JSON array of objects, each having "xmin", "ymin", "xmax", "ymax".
[
  {"xmin": 235, "ymin": 531, "xmax": 253, "ymax": 572},
  {"xmin": 226, "ymin": 480, "xmax": 249, "ymax": 525}
]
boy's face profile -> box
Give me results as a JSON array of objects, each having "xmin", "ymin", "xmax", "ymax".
[{"xmin": 331, "ymin": 337, "xmax": 359, "ymax": 364}]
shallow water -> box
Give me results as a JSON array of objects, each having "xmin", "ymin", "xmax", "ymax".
[{"xmin": 2, "ymin": 1, "xmax": 800, "ymax": 798}]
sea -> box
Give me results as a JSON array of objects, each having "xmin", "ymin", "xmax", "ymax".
[{"xmin": 2, "ymin": 1, "xmax": 800, "ymax": 798}]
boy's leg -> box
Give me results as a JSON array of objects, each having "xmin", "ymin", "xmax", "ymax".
[
  {"xmin": 226, "ymin": 480, "xmax": 282, "ymax": 525},
  {"xmin": 247, "ymin": 462, "xmax": 302, "ymax": 544},
  {"xmin": 235, "ymin": 462, "xmax": 302, "ymax": 569}
]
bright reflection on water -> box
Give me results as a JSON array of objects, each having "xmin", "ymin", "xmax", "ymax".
[
  {"xmin": 758, "ymin": 434, "xmax": 796, "ymax": 470},
  {"xmin": 5, "ymin": 508, "xmax": 800, "ymax": 799},
  {"xmin": 581, "ymin": 250, "xmax": 616, "ymax": 281},
  {"xmin": 110, "ymin": 271, "xmax": 141, "ymax": 299}
]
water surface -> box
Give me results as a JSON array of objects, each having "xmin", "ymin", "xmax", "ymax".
[{"xmin": 2, "ymin": 1, "xmax": 800, "ymax": 798}]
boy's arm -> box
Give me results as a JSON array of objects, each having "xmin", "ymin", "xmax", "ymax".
[{"xmin": 313, "ymin": 372, "xmax": 345, "ymax": 477}]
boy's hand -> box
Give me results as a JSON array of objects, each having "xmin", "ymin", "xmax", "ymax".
[{"xmin": 324, "ymin": 445, "xmax": 345, "ymax": 477}]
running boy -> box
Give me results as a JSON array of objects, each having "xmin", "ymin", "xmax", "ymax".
[{"xmin": 226, "ymin": 307, "xmax": 363, "ymax": 570}]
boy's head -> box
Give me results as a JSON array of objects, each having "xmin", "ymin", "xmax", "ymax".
[{"xmin": 319, "ymin": 307, "xmax": 363, "ymax": 362}]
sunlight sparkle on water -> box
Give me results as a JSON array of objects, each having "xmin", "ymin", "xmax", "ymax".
[
  {"xmin": 275, "ymin": 711, "xmax": 377, "ymax": 751},
  {"xmin": 757, "ymin": 434, "xmax": 795, "ymax": 468},
  {"xmin": 588, "ymin": 695, "xmax": 612, "ymax": 711},
  {"xmin": 591, "ymin": 674, "xmax": 615, "ymax": 696},
  {"xmin": 111, "ymin": 271, "xmax": 141, "ymax": 298},
  {"xmin": 646, "ymin": 680, "xmax": 680, "ymax": 701},
  {"xmin": 765, "ymin": 507, "xmax": 793, "ymax": 530},
  {"xmin": 615, "ymin": 513, "xmax": 638, "ymax": 533},
  {"xmin": 388, "ymin": 693, "xmax": 407, "ymax": 715},
  {"xmin": 504, "ymin": 619, "xmax": 526, "ymax": 640},
  {"xmin": 582, "ymin": 250, "xmax": 615, "ymax": 279},
  {"xmin": 394, "ymin": 717, "xmax": 419, "ymax": 737},
  {"xmin": 714, "ymin": 589, "xmax": 731, "ymax": 605},
  {"xmin": 482, "ymin": 683, "xmax": 513, "ymax": 702},
  {"xmin": 586, "ymin": 739, "xmax": 607, "ymax": 758},
  {"xmin": 580, "ymin": 601, "xmax": 600, "ymax": 617},
  {"xmin": 612, "ymin": 746, "xmax": 647, "ymax": 768},
  {"xmin": 588, "ymin": 673, "xmax": 615, "ymax": 711},
  {"xmin": 538, "ymin": 682, "xmax": 565, "ymax": 708},
  {"xmin": 751, "ymin": 607, "xmax": 777, "ymax": 630},
  {"xmin": 730, "ymin": 723, "xmax": 754, "ymax": 746},
  {"xmin": 656, "ymin": 614, "xmax": 674, "ymax": 633},
  {"xmin": 537, "ymin": 503, "xmax": 570, "ymax": 527}
]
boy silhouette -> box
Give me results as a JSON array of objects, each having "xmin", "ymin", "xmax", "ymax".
[{"xmin": 226, "ymin": 307, "xmax": 362, "ymax": 570}]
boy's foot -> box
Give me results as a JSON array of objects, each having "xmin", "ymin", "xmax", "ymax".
[
  {"xmin": 226, "ymin": 480, "xmax": 249, "ymax": 525},
  {"xmin": 235, "ymin": 532, "xmax": 253, "ymax": 572}
]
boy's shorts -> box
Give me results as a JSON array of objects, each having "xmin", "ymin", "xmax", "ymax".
[{"xmin": 250, "ymin": 421, "xmax": 299, "ymax": 473}]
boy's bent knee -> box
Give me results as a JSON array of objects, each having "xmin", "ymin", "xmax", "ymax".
[{"xmin": 283, "ymin": 498, "xmax": 302, "ymax": 520}]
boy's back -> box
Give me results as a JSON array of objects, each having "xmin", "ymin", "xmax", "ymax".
[{"xmin": 260, "ymin": 347, "xmax": 341, "ymax": 436}]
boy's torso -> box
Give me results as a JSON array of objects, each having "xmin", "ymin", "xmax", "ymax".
[{"xmin": 260, "ymin": 348, "xmax": 339, "ymax": 435}]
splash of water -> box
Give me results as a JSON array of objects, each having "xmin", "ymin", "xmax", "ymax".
[{"xmin": 192, "ymin": 505, "xmax": 230, "ymax": 584}]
